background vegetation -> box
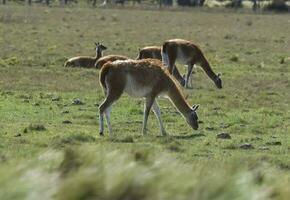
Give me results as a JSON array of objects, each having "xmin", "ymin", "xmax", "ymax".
[{"xmin": 0, "ymin": 5, "xmax": 290, "ymax": 200}]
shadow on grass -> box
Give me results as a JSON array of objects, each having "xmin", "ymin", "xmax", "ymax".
[
  {"xmin": 171, "ymin": 133, "xmax": 206, "ymax": 140},
  {"xmin": 52, "ymin": 133, "xmax": 96, "ymax": 148}
]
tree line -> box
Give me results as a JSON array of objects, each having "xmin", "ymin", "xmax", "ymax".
[{"xmin": 1, "ymin": 0, "xmax": 289, "ymax": 12}]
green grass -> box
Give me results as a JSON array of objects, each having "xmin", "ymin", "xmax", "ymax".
[{"xmin": 0, "ymin": 5, "xmax": 290, "ymax": 200}]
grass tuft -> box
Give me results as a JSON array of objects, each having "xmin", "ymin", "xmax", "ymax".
[{"xmin": 27, "ymin": 123, "xmax": 46, "ymax": 132}]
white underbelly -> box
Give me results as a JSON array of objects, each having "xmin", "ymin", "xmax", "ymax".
[{"xmin": 124, "ymin": 75, "xmax": 152, "ymax": 97}]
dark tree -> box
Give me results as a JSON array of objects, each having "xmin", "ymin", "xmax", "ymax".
[
  {"xmin": 177, "ymin": 0, "xmax": 191, "ymax": 6},
  {"xmin": 92, "ymin": 0, "xmax": 97, "ymax": 6},
  {"xmin": 162, "ymin": 0, "xmax": 172, "ymax": 6}
]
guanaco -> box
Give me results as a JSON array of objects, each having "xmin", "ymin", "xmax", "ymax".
[
  {"xmin": 136, "ymin": 46, "xmax": 186, "ymax": 87},
  {"xmin": 98, "ymin": 59, "xmax": 199, "ymax": 136},
  {"xmin": 64, "ymin": 42, "xmax": 107, "ymax": 68},
  {"xmin": 161, "ymin": 39, "xmax": 222, "ymax": 89},
  {"xmin": 95, "ymin": 54, "xmax": 129, "ymax": 69}
]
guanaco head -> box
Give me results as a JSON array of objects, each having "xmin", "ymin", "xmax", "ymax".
[
  {"xmin": 95, "ymin": 42, "xmax": 107, "ymax": 54},
  {"xmin": 215, "ymin": 73, "xmax": 222, "ymax": 89},
  {"xmin": 186, "ymin": 105, "xmax": 199, "ymax": 130},
  {"xmin": 136, "ymin": 48, "xmax": 142, "ymax": 60}
]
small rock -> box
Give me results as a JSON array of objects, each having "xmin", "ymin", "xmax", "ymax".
[
  {"xmin": 198, "ymin": 120, "xmax": 204, "ymax": 124},
  {"xmin": 257, "ymin": 62, "xmax": 265, "ymax": 68},
  {"xmin": 280, "ymin": 57, "xmax": 290, "ymax": 64},
  {"xmin": 240, "ymin": 143, "xmax": 254, "ymax": 150},
  {"xmin": 62, "ymin": 120, "xmax": 72, "ymax": 124},
  {"xmin": 0, "ymin": 155, "xmax": 7, "ymax": 162},
  {"xmin": 62, "ymin": 110, "xmax": 69, "ymax": 114},
  {"xmin": 28, "ymin": 123, "xmax": 46, "ymax": 131},
  {"xmin": 259, "ymin": 146, "xmax": 270, "ymax": 151},
  {"xmin": 14, "ymin": 133, "xmax": 22, "ymax": 137},
  {"xmin": 205, "ymin": 127, "xmax": 214, "ymax": 131},
  {"xmin": 230, "ymin": 54, "xmax": 239, "ymax": 62},
  {"xmin": 72, "ymin": 98, "xmax": 84, "ymax": 105},
  {"xmin": 220, "ymin": 123, "xmax": 230, "ymax": 128},
  {"xmin": 266, "ymin": 141, "xmax": 281, "ymax": 146},
  {"xmin": 33, "ymin": 102, "xmax": 40, "ymax": 106},
  {"xmin": 52, "ymin": 96, "xmax": 60, "ymax": 101},
  {"xmin": 217, "ymin": 132, "xmax": 231, "ymax": 139}
]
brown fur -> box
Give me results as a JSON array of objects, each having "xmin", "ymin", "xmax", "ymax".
[
  {"xmin": 64, "ymin": 56, "xmax": 99, "ymax": 68},
  {"xmin": 98, "ymin": 59, "xmax": 199, "ymax": 136},
  {"xmin": 95, "ymin": 55, "xmax": 129, "ymax": 69},
  {"xmin": 137, "ymin": 46, "xmax": 186, "ymax": 87},
  {"xmin": 64, "ymin": 43, "xmax": 107, "ymax": 68},
  {"xmin": 162, "ymin": 39, "xmax": 222, "ymax": 89}
]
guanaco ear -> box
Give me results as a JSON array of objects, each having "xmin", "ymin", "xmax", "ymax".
[
  {"xmin": 95, "ymin": 42, "xmax": 99, "ymax": 46},
  {"xmin": 217, "ymin": 73, "xmax": 221, "ymax": 77},
  {"xmin": 192, "ymin": 104, "xmax": 199, "ymax": 111}
]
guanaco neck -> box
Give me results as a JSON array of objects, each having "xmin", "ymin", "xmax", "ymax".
[
  {"xmin": 199, "ymin": 54, "xmax": 218, "ymax": 82},
  {"xmin": 94, "ymin": 50, "xmax": 103, "ymax": 62},
  {"xmin": 167, "ymin": 84, "xmax": 192, "ymax": 118}
]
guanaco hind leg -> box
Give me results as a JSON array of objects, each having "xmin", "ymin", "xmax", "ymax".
[
  {"xmin": 99, "ymin": 88, "xmax": 122, "ymax": 136},
  {"xmin": 162, "ymin": 51, "xmax": 176, "ymax": 75},
  {"xmin": 142, "ymin": 96, "xmax": 155, "ymax": 135},
  {"xmin": 185, "ymin": 64, "xmax": 194, "ymax": 88}
]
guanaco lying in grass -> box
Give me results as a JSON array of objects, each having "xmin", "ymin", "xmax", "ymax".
[{"xmin": 64, "ymin": 42, "xmax": 107, "ymax": 68}]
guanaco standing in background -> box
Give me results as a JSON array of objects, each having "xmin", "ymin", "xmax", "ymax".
[
  {"xmin": 136, "ymin": 46, "xmax": 186, "ymax": 87},
  {"xmin": 161, "ymin": 39, "xmax": 222, "ymax": 89}
]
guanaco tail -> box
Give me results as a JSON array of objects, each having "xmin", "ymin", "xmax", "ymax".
[
  {"xmin": 136, "ymin": 46, "xmax": 186, "ymax": 87},
  {"xmin": 98, "ymin": 58, "xmax": 199, "ymax": 136},
  {"xmin": 161, "ymin": 39, "xmax": 222, "ymax": 89},
  {"xmin": 64, "ymin": 42, "xmax": 107, "ymax": 68}
]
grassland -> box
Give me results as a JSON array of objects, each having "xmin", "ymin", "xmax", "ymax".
[{"xmin": 0, "ymin": 5, "xmax": 290, "ymax": 200}]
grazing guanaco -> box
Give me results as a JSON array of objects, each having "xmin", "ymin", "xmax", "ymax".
[
  {"xmin": 136, "ymin": 46, "xmax": 186, "ymax": 87},
  {"xmin": 161, "ymin": 39, "xmax": 222, "ymax": 89},
  {"xmin": 95, "ymin": 55, "xmax": 129, "ymax": 69},
  {"xmin": 64, "ymin": 42, "xmax": 107, "ymax": 68},
  {"xmin": 98, "ymin": 59, "xmax": 199, "ymax": 136}
]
